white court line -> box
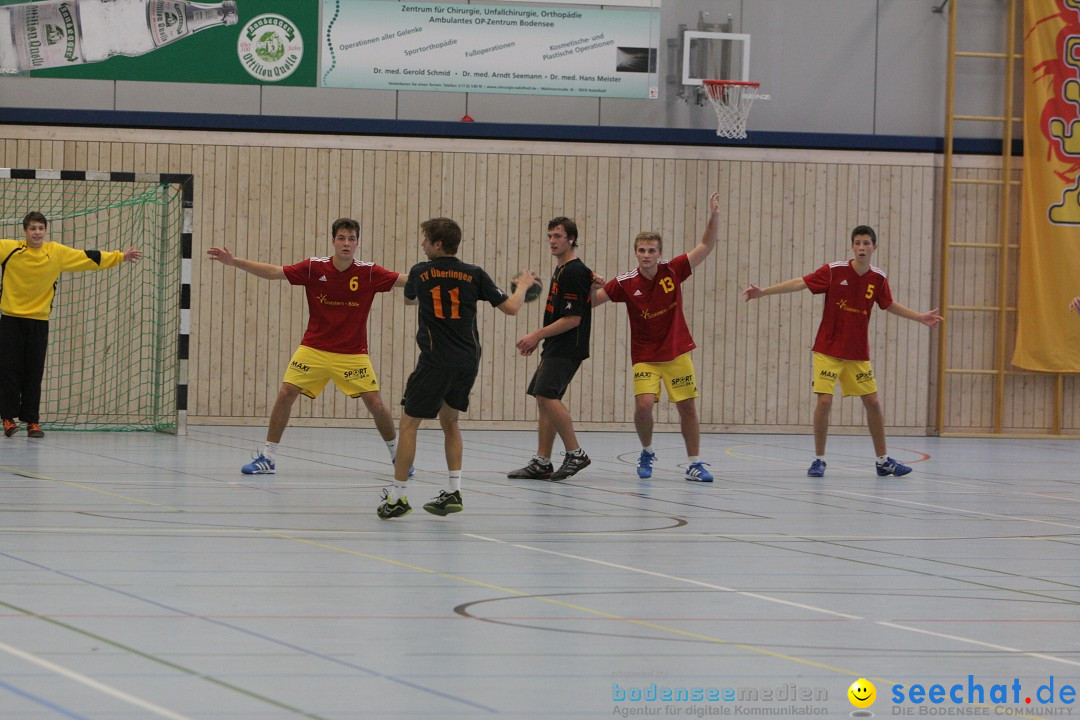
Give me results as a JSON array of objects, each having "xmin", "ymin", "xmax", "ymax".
[
  {"xmin": 500, "ymin": 541, "xmax": 864, "ymax": 620},
  {"xmin": 470, "ymin": 536, "xmax": 1080, "ymax": 670},
  {"xmin": 835, "ymin": 491, "xmax": 1080, "ymax": 531},
  {"xmin": 0, "ymin": 640, "xmax": 196, "ymax": 720},
  {"xmin": 875, "ymin": 622, "xmax": 1080, "ymax": 668}
]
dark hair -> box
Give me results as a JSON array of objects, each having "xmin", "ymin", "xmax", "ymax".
[
  {"xmin": 851, "ymin": 225, "xmax": 877, "ymax": 245},
  {"xmin": 548, "ymin": 216, "xmax": 578, "ymax": 248},
  {"xmin": 22, "ymin": 211, "xmax": 47, "ymax": 229},
  {"xmin": 331, "ymin": 217, "xmax": 360, "ymax": 238},
  {"xmin": 421, "ymin": 217, "xmax": 462, "ymax": 255}
]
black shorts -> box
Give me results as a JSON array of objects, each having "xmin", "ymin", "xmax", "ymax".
[
  {"xmin": 526, "ymin": 357, "xmax": 583, "ymax": 400},
  {"xmin": 401, "ymin": 362, "xmax": 478, "ymax": 419}
]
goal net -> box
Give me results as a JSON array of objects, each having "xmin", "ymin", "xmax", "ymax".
[{"xmin": 0, "ymin": 172, "xmax": 185, "ymax": 432}]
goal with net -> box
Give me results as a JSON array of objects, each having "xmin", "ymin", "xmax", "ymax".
[{"xmin": 0, "ymin": 169, "xmax": 190, "ymax": 434}]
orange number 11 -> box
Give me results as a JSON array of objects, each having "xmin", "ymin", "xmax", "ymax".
[{"xmin": 430, "ymin": 286, "xmax": 461, "ymax": 319}]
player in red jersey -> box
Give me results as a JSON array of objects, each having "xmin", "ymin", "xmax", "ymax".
[
  {"xmin": 742, "ymin": 225, "xmax": 942, "ymax": 478},
  {"xmin": 592, "ymin": 192, "xmax": 721, "ymax": 483},
  {"xmin": 207, "ymin": 218, "xmax": 406, "ymax": 475}
]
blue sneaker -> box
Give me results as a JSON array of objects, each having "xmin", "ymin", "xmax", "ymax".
[
  {"xmin": 876, "ymin": 457, "xmax": 912, "ymax": 477},
  {"xmin": 636, "ymin": 449, "xmax": 656, "ymax": 478},
  {"xmin": 409, "ymin": 465, "xmax": 415, "ymax": 478},
  {"xmin": 685, "ymin": 461, "xmax": 713, "ymax": 483},
  {"xmin": 241, "ymin": 452, "xmax": 275, "ymax": 475},
  {"xmin": 807, "ymin": 459, "xmax": 826, "ymax": 477}
]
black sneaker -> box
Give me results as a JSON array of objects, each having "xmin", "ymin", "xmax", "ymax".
[
  {"xmin": 377, "ymin": 489, "xmax": 412, "ymax": 519},
  {"xmin": 507, "ymin": 457, "xmax": 554, "ymax": 479},
  {"xmin": 550, "ymin": 451, "xmax": 590, "ymax": 480},
  {"xmin": 423, "ymin": 489, "xmax": 463, "ymax": 516}
]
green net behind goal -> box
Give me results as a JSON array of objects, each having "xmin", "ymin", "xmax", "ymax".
[{"xmin": 0, "ymin": 176, "xmax": 182, "ymax": 431}]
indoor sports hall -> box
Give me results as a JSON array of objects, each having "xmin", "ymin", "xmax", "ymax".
[{"xmin": 2, "ymin": 1, "xmax": 1079, "ymax": 719}]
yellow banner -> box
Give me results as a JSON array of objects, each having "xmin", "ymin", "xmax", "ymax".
[{"xmin": 1014, "ymin": 0, "xmax": 1080, "ymax": 371}]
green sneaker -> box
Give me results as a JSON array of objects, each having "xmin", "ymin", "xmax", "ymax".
[
  {"xmin": 377, "ymin": 489, "xmax": 411, "ymax": 519},
  {"xmin": 423, "ymin": 489, "xmax": 463, "ymax": 516}
]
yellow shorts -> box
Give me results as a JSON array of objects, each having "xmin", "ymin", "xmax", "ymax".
[
  {"xmin": 281, "ymin": 346, "xmax": 380, "ymax": 399},
  {"xmin": 632, "ymin": 353, "xmax": 699, "ymax": 403},
  {"xmin": 812, "ymin": 352, "xmax": 877, "ymax": 397}
]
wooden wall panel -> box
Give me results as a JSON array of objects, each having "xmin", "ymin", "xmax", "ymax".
[{"xmin": 6, "ymin": 126, "xmax": 1070, "ymax": 435}]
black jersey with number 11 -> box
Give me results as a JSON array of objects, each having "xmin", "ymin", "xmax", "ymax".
[{"xmin": 404, "ymin": 256, "xmax": 509, "ymax": 370}]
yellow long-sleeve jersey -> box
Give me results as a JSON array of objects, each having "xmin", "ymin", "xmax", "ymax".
[{"xmin": 0, "ymin": 239, "xmax": 126, "ymax": 320}]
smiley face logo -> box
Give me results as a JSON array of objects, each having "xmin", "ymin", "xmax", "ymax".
[{"xmin": 848, "ymin": 678, "xmax": 876, "ymax": 708}]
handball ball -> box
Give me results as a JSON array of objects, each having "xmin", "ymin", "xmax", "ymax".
[{"xmin": 512, "ymin": 272, "xmax": 544, "ymax": 302}]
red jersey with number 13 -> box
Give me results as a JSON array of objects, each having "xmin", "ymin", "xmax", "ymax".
[
  {"xmin": 283, "ymin": 257, "xmax": 399, "ymax": 355},
  {"xmin": 803, "ymin": 260, "xmax": 893, "ymax": 361},
  {"xmin": 603, "ymin": 253, "xmax": 696, "ymax": 364}
]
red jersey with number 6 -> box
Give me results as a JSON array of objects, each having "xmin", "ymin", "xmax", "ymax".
[
  {"xmin": 283, "ymin": 257, "xmax": 399, "ymax": 355},
  {"xmin": 803, "ymin": 260, "xmax": 893, "ymax": 361},
  {"xmin": 604, "ymin": 253, "xmax": 696, "ymax": 364}
]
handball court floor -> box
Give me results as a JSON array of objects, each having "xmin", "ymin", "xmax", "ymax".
[{"xmin": 1, "ymin": 426, "xmax": 1078, "ymax": 719}]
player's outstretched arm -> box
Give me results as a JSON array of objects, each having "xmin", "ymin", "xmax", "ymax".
[
  {"xmin": 498, "ymin": 268, "xmax": 537, "ymax": 316},
  {"xmin": 886, "ymin": 302, "xmax": 943, "ymax": 328},
  {"xmin": 742, "ymin": 277, "xmax": 808, "ymax": 302},
  {"xmin": 206, "ymin": 246, "xmax": 286, "ymax": 280},
  {"xmin": 1070, "ymin": 296, "xmax": 1080, "ymax": 314},
  {"xmin": 686, "ymin": 191, "xmax": 721, "ymax": 269},
  {"xmin": 591, "ymin": 272, "xmax": 609, "ymax": 308}
]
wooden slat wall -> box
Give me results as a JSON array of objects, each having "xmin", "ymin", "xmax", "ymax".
[{"xmin": 5, "ymin": 126, "xmax": 1073, "ymax": 434}]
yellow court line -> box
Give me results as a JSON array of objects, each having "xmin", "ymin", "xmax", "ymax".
[
  {"xmin": 724, "ymin": 444, "xmax": 873, "ymax": 475},
  {"xmin": 1, "ymin": 465, "xmax": 180, "ymax": 511}
]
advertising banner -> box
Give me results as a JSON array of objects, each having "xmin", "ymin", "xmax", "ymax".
[
  {"xmin": 320, "ymin": 1, "xmax": 660, "ymax": 98},
  {"xmin": 0, "ymin": 0, "xmax": 318, "ymax": 86},
  {"xmin": 1013, "ymin": 0, "xmax": 1080, "ymax": 371}
]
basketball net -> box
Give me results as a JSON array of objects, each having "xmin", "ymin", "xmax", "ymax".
[{"xmin": 703, "ymin": 80, "xmax": 762, "ymax": 140}]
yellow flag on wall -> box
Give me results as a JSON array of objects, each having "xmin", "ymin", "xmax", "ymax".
[{"xmin": 1015, "ymin": 0, "xmax": 1080, "ymax": 371}]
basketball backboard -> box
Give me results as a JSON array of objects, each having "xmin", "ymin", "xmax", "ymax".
[{"xmin": 682, "ymin": 31, "xmax": 751, "ymax": 86}]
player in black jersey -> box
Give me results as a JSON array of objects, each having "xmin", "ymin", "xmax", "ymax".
[
  {"xmin": 377, "ymin": 217, "xmax": 537, "ymax": 519},
  {"xmin": 508, "ymin": 217, "xmax": 594, "ymax": 481}
]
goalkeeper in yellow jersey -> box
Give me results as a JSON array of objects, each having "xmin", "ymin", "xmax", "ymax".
[{"xmin": 0, "ymin": 212, "xmax": 142, "ymax": 438}]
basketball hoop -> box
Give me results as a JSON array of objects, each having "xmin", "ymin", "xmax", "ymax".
[{"xmin": 703, "ymin": 80, "xmax": 765, "ymax": 140}]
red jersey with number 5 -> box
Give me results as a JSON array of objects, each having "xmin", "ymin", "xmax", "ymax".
[
  {"xmin": 283, "ymin": 257, "xmax": 399, "ymax": 355},
  {"xmin": 604, "ymin": 253, "xmax": 696, "ymax": 364},
  {"xmin": 803, "ymin": 260, "xmax": 893, "ymax": 361}
]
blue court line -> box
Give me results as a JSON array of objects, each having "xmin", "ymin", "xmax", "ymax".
[
  {"xmin": 0, "ymin": 675, "xmax": 93, "ymax": 720},
  {"xmin": 0, "ymin": 551, "xmax": 499, "ymax": 714}
]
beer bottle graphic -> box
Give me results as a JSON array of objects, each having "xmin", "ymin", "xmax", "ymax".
[{"xmin": 0, "ymin": 0, "xmax": 238, "ymax": 74}]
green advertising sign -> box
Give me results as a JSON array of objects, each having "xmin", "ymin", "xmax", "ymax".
[{"xmin": 0, "ymin": 0, "xmax": 318, "ymax": 86}]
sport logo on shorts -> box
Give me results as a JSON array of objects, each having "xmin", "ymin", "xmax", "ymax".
[
  {"xmin": 344, "ymin": 367, "xmax": 369, "ymax": 380},
  {"xmin": 819, "ymin": 370, "xmax": 838, "ymax": 380},
  {"xmin": 671, "ymin": 374, "xmax": 694, "ymax": 389},
  {"xmin": 855, "ymin": 370, "xmax": 874, "ymax": 382},
  {"xmin": 290, "ymin": 360, "xmax": 310, "ymax": 373}
]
